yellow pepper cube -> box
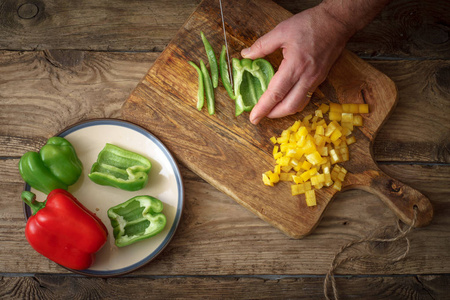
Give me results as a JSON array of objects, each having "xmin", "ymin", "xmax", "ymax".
[
  {"xmin": 308, "ymin": 167, "xmax": 318, "ymax": 177},
  {"xmin": 269, "ymin": 172, "xmax": 280, "ymax": 183},
  {"xmin": 337, "ymin": 171, "xmax": 346, "ymax": 182},
  {"xmin": 274, "ymin": 164, "xmax": 281, "ymax": 174},
  {"xmin": 315, "ymin": 125, "xmax": 325, "ymax": 136},
  {"xmin": 325, "ymin": 121, "xmax": 338, "ymax": 137},
  {"xmin": 303, "ymin": 114, "xmax": 313, "ymax": 123},
  {"xmin": 304, "ymin": 181, "xmax": 312, "ymax": 191},
  {"xmin": 319, "ymin": 103, "xmax": 330, "ymax": 114},
  {"xmin": 305, "ymin": 190, "xmax": 316, "ymax": 206},
  {"xmin": 353, "ymin": 115, "xmax": 363, "ymax": 126},
  {"xmin": 341, "ymin": 121, "xmax": 354, "ymax": 131},
  {"xmin": 281, "ymin": 165, "xmax": 293, "ymax": 173},
  {"xmin": 310, "ymin": 175, "xmax": 320, "ymax": 186},
  {"xmin": 359, "ymin": 104, "xmax": 369, "ymax": 114},
  {"xmin": 341, "ymin": 103, "xmax": 351, "ymax": 113},
  {"xmin": 272, "ymin": 145, "xmax": 279, "ymax": 156},
  {"xmin": 262, "ymin": 173, "xmax": 274, "ymax": 186},
  {"xmin": 346, "ymin": 136, "xmax": 356, "ymax": 145},
  {"xmin": 280, "ymin": 172, "xmax": 293, "ymax": 181},
  {"xmin": 330, "ymin": 129, "xmax": 342, "ymax": 142},
  {"xmin": 301, "ymin": 160, "xmax": 312, "ymax": 170},
  {"xmin": 277, "ymin": 136, "xmax": 288, "ymax": 144},
  {"xmin": 279, "ymin": 156, "xmax": 291, "ymax": 167},
  {"xmin": 303, "ymin": 140, "xmax": 317, "ymax": 154},
  {"xmin": 293, "ymin": 175, "xmax": 303, "ymax": 184},
  {"xmin": 270, "ymin": 136, "xmax": 277, "ymax": 144},
  {"xmin": 332, "ymin": 179, "xmax": 342, "ymax": 191},
  {"xmin": 324, "ymin": 173, "xmax": 333, "ymax": 186},
  {"xmin": 300, "ymin": 170, "xmax": 312, "ymax": 182},
  {"xmin": 349, "ymin": 104, "xmax": 359, "ymax": 113},
  {"xmin": 297, "ymin": 126, "xmax": 308, "ymax": 137},
  {"xmin": 329, "ymin": 103, "xmax": 342, "ymax": 113},
  {"xmin": 306, "ymin": 151, "xmax": 323, "ymax": 166},
  {"xmin": 291, "ymin": 120, "xmax": 302, "ymax": 132},
  {"xmin": 315, "ymin": 109, "xmax": 323, "ymax": 118},
  {"xmin": 329, "ymin": 111, "xmax": 342, "ymax": 121}
]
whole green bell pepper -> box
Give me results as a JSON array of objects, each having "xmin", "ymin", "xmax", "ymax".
[
  {"xmin": 88, "ymin": 143, "xmax": 152, "ymax": 191},
  {"xmin": 107, "ymin": 195, "xmax": 167, "ymax": 247},
  {"xmin": 19, "ymin": 137, "xmax": 83, "ymax": 194},
  {"xmin": 232, "ymin": 58, "xmax": 274, "ymax": 116}
]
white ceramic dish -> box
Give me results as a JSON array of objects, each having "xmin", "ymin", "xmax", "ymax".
[{"xmin": 24, "ymin": 119, "xmax": 184, "ymax": 276}]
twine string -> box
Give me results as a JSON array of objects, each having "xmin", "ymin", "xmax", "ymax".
[{"xmin": 324, "ymin": 207, "xmax": 418, "ymax": 300}]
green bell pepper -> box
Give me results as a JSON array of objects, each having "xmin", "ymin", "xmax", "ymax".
[
  {"xmin": 88, "ymin": 143, "xmax": 152, "ymax": 191},
  {"xmin": 232, "ymin": 58, "xmax": 274, "ymax": 116},
  {"xmin": 107, "ymin": 195, "xmax": 167, "ymax": 247},
  {"xmin": 18, "ymin": 137, "xmax": 83, "ymax": 194}
]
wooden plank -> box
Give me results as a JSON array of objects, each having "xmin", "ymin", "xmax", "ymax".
[
  {"xmin": 0, "ymin": 274, "xmax": 449, "ymax": 299},
  {"xmin": 1, "ymin": 0, "xmax": 448, "ymax": 59},
  {"xmin": 0, "ymin": 0, "xmax": 199, "ymax": 51},
  {"xmin": 2, "ymin": 157, "xmax": 448, "ymax": 274}
]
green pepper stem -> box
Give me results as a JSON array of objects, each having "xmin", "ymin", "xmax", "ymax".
[{"xmin": 21, "ymin": 191, "xmax": 45, "ymax": 215}]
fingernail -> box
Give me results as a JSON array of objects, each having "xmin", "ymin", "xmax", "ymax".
[
  {"xmin": 241, "ymin": 47, "xmax": 250, "ymax": 57},
  {"xmin": 250, "ymin": 114, "xmax": 261, "ymax": 125}
]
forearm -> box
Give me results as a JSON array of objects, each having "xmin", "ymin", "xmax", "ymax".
[{"xmin": 319, "ymin": 0, "xmax": 391, "ymax": 38}]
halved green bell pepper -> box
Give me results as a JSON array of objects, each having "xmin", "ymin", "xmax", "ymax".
[
  {"xmin": 107, "ymin": 195, "xmax": 167, "ymax": 247},
  {"xmin": 18, "ymin": 137, "xmax": 83, "ymax": 194},
  {"xmin": 232, "ymin": 58, "xmax": 274, "ymax": 116},
  {"xmin": 88, "ymin": 143, "xmax": 152, "ymax": 191}
]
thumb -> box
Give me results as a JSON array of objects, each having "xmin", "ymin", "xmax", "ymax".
[{"xmin": 241, "ymin": 28, "xmax": 283, "ymax": 59}]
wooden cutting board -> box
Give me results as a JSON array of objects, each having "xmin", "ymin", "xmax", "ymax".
[{"xmin": 121, "ymin": 0, "xmax": 433, "ymax": 238}]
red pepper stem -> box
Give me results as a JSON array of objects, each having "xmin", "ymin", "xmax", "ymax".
[{"xmin": 21, "ymin": 191, "xmax": 46, "ymax": 215}]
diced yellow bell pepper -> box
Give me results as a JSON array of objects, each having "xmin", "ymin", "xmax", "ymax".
[
  {"xmin": 305, "ymin": 190, "xmax": 316, "ymax": 206},
  {"xmin": 358, "ymin": 104, "xmax": 369, "ymax": 114}
]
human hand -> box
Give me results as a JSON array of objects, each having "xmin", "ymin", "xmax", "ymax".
[{"xmin": 241, "ymin": 5, "xmax": 355, "ymax": 124}]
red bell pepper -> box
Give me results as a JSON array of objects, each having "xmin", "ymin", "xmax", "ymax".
[{"xmin": 21, "ymin": 189, "xmax": 108, "ymax": 270}]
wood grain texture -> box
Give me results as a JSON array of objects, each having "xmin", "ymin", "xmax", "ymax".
[
  {"xmin": 1, "ymin": 274, "xmax": 449, "ymax": 299},
  {"xmin": 121, "ymin": 0, "xmax": 432, "ymax": 238}
]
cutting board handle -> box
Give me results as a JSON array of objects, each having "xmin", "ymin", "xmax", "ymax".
[{"xmin": 346, "ymin": 169, "xmax": 433, "ymax": 227}]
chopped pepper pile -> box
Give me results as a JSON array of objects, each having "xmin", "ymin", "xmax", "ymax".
[
  {"xmin": 189, "ymin": 32, "xmax": 274, "ymax": 116},
  {"xmin": 263, "ymin": 102, "xmax": 369, "ymax": 206}
]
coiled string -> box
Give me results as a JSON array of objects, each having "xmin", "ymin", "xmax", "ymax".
[{"xmin": 324, "ymin": 207, "xmax": 418, "ymax": 300}]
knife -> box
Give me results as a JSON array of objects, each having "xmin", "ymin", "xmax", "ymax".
[{"xmin": 219, "ymin": 0, "xmax": 233, "ymax": 88}]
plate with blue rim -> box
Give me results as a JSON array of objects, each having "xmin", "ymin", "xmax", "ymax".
[{"xmin": 24, "ymin": 119, "xmax": 184, "ymax": 277}]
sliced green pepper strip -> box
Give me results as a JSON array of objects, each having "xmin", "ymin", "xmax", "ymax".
[
  {"xmin": 200, "ymin": 59, "xmax": 215, "ymax": 115},
  {"xmin": 88, "ymin": 143, "xmax": 152, "ymax": 191},
  {"xmin": 200, "ymin": 31, "xmax": 219, "ymax": 89},
  {"xmin": 232, "ymin": 57, "xmax": 274, "ymax": 116},
  {"xmin": 188, "ymin": 61, "xmax": 205, "ymax": 111},
  {"xmin": 107, "ymin": 195, "xmax": 167, "ymax": 247},
  {"xmin": 219, "ymin": 45, "xmax": 235, "ymax": 100},
  {"xmin": 19, "ymin": 137, "xmax": 83, "ymax": 194}
]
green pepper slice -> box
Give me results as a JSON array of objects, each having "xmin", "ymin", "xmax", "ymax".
[
  {"xmin": 19, "ymin": 137, "xmax": 83, "ymax": 194},
  {"xmin": 88, "ymin": 143, "xmax": 151, "ymax": 191},
  {"xmin": 188, "ymin": 61, "xmax": 205, "ymax": 111},
  {"xmin": 107, "ymin": 195, "xmax": 167, "ymax": 247},
  {"xmin": 200, "ymin": 31, "xmax": 219, "ymax": 89},
  {"xmin": 219, "ymin": 45, "xmax": 235, "ymax": 100},
  {"xmin": 200, "ymin": 59, "xmax": 215, "ymax": 115},
  {"xmin": 232, "ymin": 58, "xmax": 274, "ymax": 116}
]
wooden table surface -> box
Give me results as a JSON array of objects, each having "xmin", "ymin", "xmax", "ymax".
[{"xmin": 1, "ymin": 0, "xmax": 449, "ymax": 298}]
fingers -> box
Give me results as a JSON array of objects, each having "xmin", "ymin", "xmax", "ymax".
[
  {"xmin": 249, "ymin": 59, "xmax": 301, "ymax": 124},
  {"xmin": 266, "ymin": 80, "xmax": 313, "ymax": 119},
  {"xmin": 241, "ymin": 27, "xmax": 283, "ymax": 59}
]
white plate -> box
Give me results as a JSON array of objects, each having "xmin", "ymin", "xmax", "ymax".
[{"xmin": 24, "ymin": 119, "xmax": 184, "ymax": 276}]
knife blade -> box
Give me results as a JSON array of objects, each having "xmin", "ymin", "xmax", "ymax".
[{"xmin": 219, "ymin": 0, "xmax": 233, "ymax": 88}]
